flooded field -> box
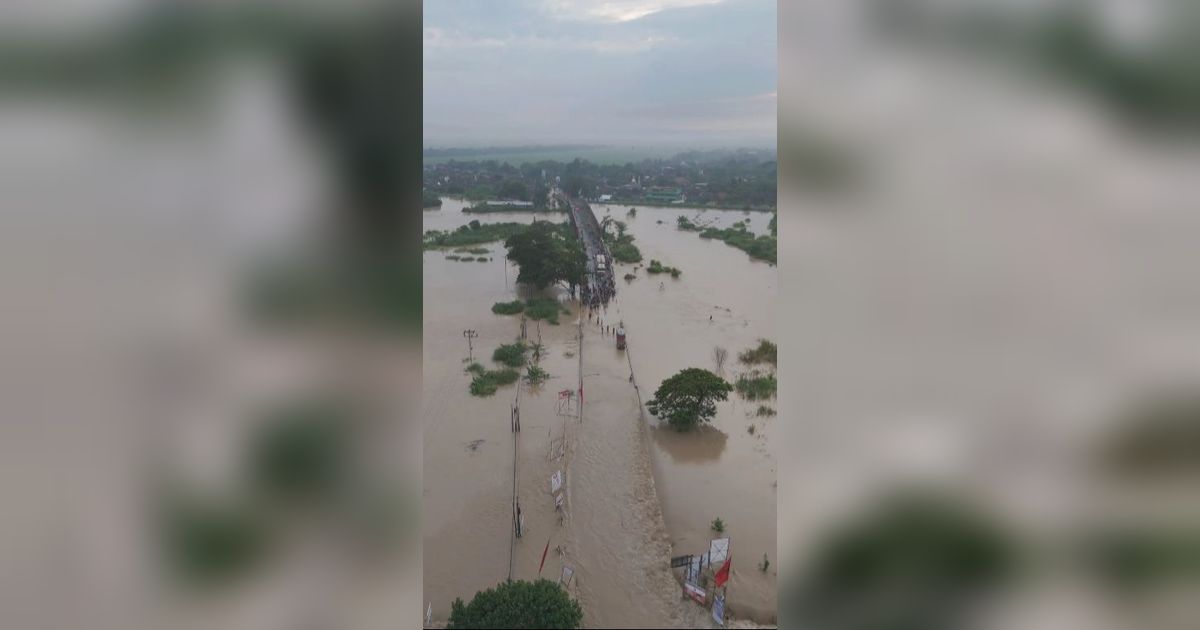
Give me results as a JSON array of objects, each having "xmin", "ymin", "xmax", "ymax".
[{"xmin": 423, "ymin": 198, "xmax": 776, "ymax": 627}]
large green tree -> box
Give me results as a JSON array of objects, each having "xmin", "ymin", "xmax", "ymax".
[
  {"xmin": 647, "ymin": 368, "xmax": 733, "ymax": 431},
  {"xmin": 504, "ymin": 222, "xmax": 586, "ymax": 294},
  {"xmin": 448, "ymin": 579, "xmax": 582, "ymax": 629},
  {"xmin": 498, "ymin": 179, "xmax": 530, "ymax": 201}
]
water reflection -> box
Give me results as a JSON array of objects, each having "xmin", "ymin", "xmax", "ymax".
[{"xmin": 651, "ymin": 424, "xmax": 729, "ymax": 464}]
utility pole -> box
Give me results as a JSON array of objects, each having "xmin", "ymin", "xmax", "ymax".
[{"xmin": 463, "ymin": 329, "xmax": 478, "ymax": 361}]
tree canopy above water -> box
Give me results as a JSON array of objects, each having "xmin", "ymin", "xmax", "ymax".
[
  {"xmin": 647, "ymin": 368, "xmax": 733, "ymax": 431},
  {"xmin": 448, "ymin": 579, "xmax": 582, "ymax": 629},
  {"xmin": 504, "ymin": 221, "xmax": 586, "ymax": 292}
]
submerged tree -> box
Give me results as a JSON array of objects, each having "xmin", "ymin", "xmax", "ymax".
[
  {"xmin": 504, "ymin": 221, "xmax": 586, "ymax": 294},
  {"xmin": 713, "ymin": 346, "xmax": 729, "ymax": 374},
  {"xmin": 789, "ymin": 494, "xmax": 1017, "ymax": 630},
  {"xmin": 448, "ymin": 579, "xmax": 582, "ymax": 629},
  {"xmin": 647, "ymin": 368, "xmax": 733, "ymax": 431}
]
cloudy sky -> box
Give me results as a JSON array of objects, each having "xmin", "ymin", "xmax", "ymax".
[{"xmin": 424, "ymin": 0, "xmax": 776, "ymax": 149}]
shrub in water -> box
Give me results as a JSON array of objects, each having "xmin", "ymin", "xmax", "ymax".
[
  {"xmin": 491, "ymin": 301, "xmax": 525, "ymax": 315},
  {"xmin": 492, "ymin": 342, "xmax": 528, "ymax": 368}
]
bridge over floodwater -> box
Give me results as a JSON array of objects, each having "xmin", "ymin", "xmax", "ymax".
[{"xmin": 554, "ymin": 190, "xmax": 615, "ymax": 307}]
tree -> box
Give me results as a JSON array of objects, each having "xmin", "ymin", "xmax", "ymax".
[
  {"xmin": 498, "ymin": 179, "xmax": 530, "ymax": 201},
  {"xmin": 713, "ymin": 346, "xmax": 728, "ymax": 374},
  {"xmin": 531, "ymin": 184, "xmax": 550, "ymax": 208},
  {"xmin": 504, "ymin": 222, "xmax": 586, "ymax": 293},
  {"xmin": 791, "ymin": 494, "xmax": 1015, "ymax": 630},
  {"xmin": 448, "ymin": 579, "xmax": 582, "ymax": 629},
  {"xmin": 646, "ymin": 368, "xmax": 733, "ymax": 431}
]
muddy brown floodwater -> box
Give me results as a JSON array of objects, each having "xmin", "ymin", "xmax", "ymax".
[{"xmin": 423, "ymin": 199, "xmax": 776, "ymax": 628}]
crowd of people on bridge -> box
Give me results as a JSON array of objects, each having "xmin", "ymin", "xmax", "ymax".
[{"xmin": 569, "ymin": 199, "xmax": 616, "ymax": 308}]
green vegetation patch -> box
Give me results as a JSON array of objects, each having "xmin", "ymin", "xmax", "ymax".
[
  {"xmin": 609, "ymin": 240, "xmax": 642, "ymax": 264},
  {"xmin": 469, "ymin": 368, "xmax": 521, "ymax": 397},
  {"xmin": 491, "ymin": 300, "xmax": 525, "ymax": 315},
  {"xmin": 698, "ymin": 222, "xmax": 777, "ymax": 264},
  {"xmin": 677, "ymin": 215, "xmax": 701, "ymax": 231},
  {"xmin": 1081, "ymin": 526, "xmax": 1200, "ymax": 589},
  {"xmin": 423, "ymin": 221, "xmax": 530, "ymax": 249},
  {"xmin": 791, "ymin": 494, "xmax": 1016, "ymax": 630},
  {"xmin": 525, "ymin": 298, "xmax": 569, "ymax": 325},
  {"xmin": 647, "ymin": 368, "xmax": 734, "ymax": 431},
  {"xmin": 492, "ymin": 342, "xmax": 529, "ymax": 368},
  {"xmin": 601, "ymin": 218, "xmax": 643, "ymax": 263},
  {"xmin": 449, "ymin": 578, "xmax": 582, "ymax": 629},
  {"xmin": 740, "ymin": 339, "xmax": 778, "ymax": 366},
  {"xmin": 736, "ymin": 371, "xmax": 777, "ymax": 401},
  {"xmin": 525, "ymin": 365, "xmax": 549, "ymax": 385},
  {"xmin": 249, "ymin": 398, "xmax": 354, "ymax": 502},
  {"xmin": 505, "ymin": 221, "xmax": 588, "ymax": 292},
  {"xmin": 159, "ymin": 495, "xmax": 269, "ymax": 587},
  {"xmin": 646, "ymin": 259, "xmax": 682, "ymax": 278}
]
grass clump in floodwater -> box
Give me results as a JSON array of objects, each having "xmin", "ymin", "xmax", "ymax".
[
  {"xmin": 525, "ymin": 299, "xmax": 568, "ymax": 325},
  {"xmin": 454, "ymin": 247, "xmax": 490, "ymax": 255},
  {"xmin": 736, "ymin": 371, "xmax": 777, "ymax": 400},
  {"xmin": 608, "ymin": 236, "xmax": 641, "ymax": 264},
  {"xmin": 525, "ymin": 365, "xmax": 549, "ymax": 385},
  {"xmin": 712, "ymin": 518, "xmax": 726, "ymax": 533},
  {"xmin": 601, "ymin": 218, "xmax": 643, "ymax": 263},
  {"xmin": 789, "ymin": 494, "xmax": 1016, "ymax": 630},
  {"xmin": 699, "ymin": 222, "xmax": 777, "ymax": 264},
  {"xmin": 159, "ymin": 494, "xmax": 268, "ymax": 586},
  {"xmin": 739, "ymin": 339, "xmax": 777, "ymax": 366},
  {"xmin": 491, "ymin": 300, "xmax": 525, "ymax": 315},
  {"xmin": 492, "ymin": 342, "xmax": 528, "ymax": 368},
  {"xmin": 756, "ymin": 405, "xmax": 776, "ymax": 417},
  {"xmin": 423, "ymin": 221, "xmax": 530, "ymax": 249},
  {"xmin": 469, "ymin": 368, "xmax": 521, "ymax": 397},
  {"xmin": 677, "ymin": 215, "xmax": 702, "ymax": 231},
  {"xmin": 647, "ymin": 259, "xmax": 682, "ymax": 278},
  {"xmin": 491, "ymin": 299, "xmax": 568, "ymax": 324}
]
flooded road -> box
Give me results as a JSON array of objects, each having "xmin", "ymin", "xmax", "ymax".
[
  {"xmin": 596, "ymin": 203, "xmax": 778, "ymax": 624},
  {"xmin": 423, "ymin": 198, "xmax": 776, "ymax": 627}
]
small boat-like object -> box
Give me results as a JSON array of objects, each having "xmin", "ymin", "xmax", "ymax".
[{"xmin": 616, "ymin": 322, "xmax": 626, "ymax": 350}]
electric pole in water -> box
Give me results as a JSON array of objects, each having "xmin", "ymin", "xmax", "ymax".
[{"xmin": 463, "ymin": 329, "xmax": 478, "ymax": 361}]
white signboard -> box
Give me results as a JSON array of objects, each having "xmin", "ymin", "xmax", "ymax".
[
  {"xmin": 551, "ymin": 470, "xmax": 563, "ymax": 493},
  {"xmin": 709, "ymin": 538, "xmax": 730, "ymax": 565},
  {"xmin": 559, "ymin": 565, "xmax": 574, "ymax": 588}
]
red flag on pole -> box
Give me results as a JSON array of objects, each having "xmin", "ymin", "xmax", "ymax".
[
  {"xmin": 714, "ymin": 554, "xmax": 731, "ymax": 588},
  {"xmin": 538, "ymin": 538, "xmax": 551, "ymax": 575}
]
